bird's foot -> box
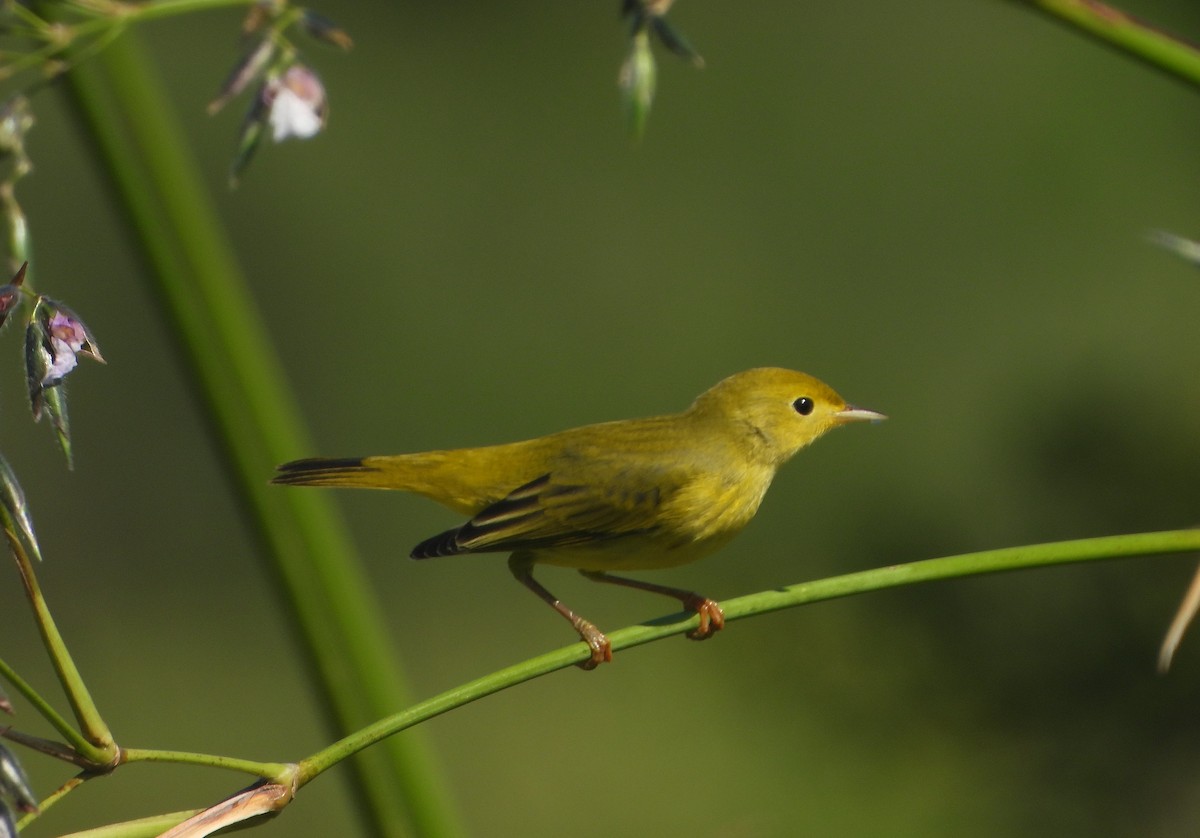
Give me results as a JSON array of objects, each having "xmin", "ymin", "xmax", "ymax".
[
  {"xmin": 575, "ymin": 619, "xmax": 613, "ymax": 670},
  {"xmin": 684, "ymin": 597, "xmax": 725, "ymax": 641}
]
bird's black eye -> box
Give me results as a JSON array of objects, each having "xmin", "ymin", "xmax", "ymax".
[{"xmin": 793, "ymin": 397, "xmax": 814, "ymax": 416}]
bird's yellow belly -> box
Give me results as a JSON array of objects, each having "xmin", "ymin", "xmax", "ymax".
[
  {"xmin": 531, "ymin": 522, "xmax": 744, "ymax": 572},
  {"xmin": 533, "ymin": 463, "xmax": 771, "ymax": 571}
]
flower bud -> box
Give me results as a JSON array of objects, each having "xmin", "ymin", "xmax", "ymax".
[
  {"xmin": 25, "ymin": 298, "xmax": 104, "ymax": 467},
  {"xmin": 0, "ymin": 262, "xmax": 27, "ymax": 332},
  {"xmin": 264, "ymin": 64, "xmax": 328, "ymax": 142}
]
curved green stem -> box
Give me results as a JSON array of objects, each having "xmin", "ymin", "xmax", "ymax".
[
  {"xmin": 298, "ymin": 528, "xmax": 1200, "ymax": 783},
  {"xmin": 1022, "ymin": 0, "xmax": 1200, "ymax": 89},
  {"xmin": 121, "ymin": 748, "xmax": 294, "ymax": 783}
]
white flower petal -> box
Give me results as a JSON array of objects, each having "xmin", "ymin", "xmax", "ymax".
[
  {"xmin": 41, "ymin": 338, "xmax": 78, "ymax": 383},
  {"xmin": 269, "ymin": 88, "xmax": 323, "ymax": 141}
]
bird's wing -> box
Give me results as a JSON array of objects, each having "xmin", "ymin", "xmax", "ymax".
[{"xmin": 410, "ymin": 460, "xmax": 688, "ymax": 558}]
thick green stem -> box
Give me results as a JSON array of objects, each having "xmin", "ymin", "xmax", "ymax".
[
  {"xmin": 59, "ymin": 32, "xmax": 462, "ymax": 838},
  {"xmin": 298, "ymin": 528, "xmax": 1200, "ymax": 783},
  {"xmin": 1022, "ymin": 0, "xmax": 1200, "ymax": 89}
]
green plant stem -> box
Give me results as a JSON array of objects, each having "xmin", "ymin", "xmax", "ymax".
[
  {"xmin": 121, "ymin": 748, "xmax": 294, "ymax": 782},
  {"xmin": 6, "ymin": 535, "xmax": 114, "ymax": 763},
  {"xmin": 0, "ymin": 656, "xmax": 86, "ymax": 752},
  {"xmin": 110, "ymin": 0, "xmax": 255, "ymax": 24},
  {"xmin": 54, "ymin": 809, "xmax": 201, "ymax": 838},
  {"xmin": 1022, "ymin": 0, "xmax": 1200, "ymax": 89},
  {"xmin": 59, "ymin": 32, "xmax": 462, "ymax": 838},
  {"xmin": 298, "ymin": 527, "xmax": 1200, "ymax": 783},
  {"xmin": 18, "ymin": 773, "xmax": 85, "ymax": 831}
]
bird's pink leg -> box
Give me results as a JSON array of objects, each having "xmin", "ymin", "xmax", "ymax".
[
  {"xmin": 509, "ymin": 554, "xmax": 612, "ymax": 669},
  {"xmin": 579, "ymin": 570, "xmax": 725, "ymax": 640}
]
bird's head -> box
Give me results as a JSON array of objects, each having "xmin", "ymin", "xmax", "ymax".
[{"xmin": 689, "ymin": 367, "xmax": 885, "ymax": 466}]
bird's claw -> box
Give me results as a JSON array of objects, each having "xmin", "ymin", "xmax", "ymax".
[
  {"xmin": 685, "ymin": 597, "xmax": 725, "ymax": 641},
  {"xmin": 575, "ymin": 620, "xmax": 613, "ymax": 669}
]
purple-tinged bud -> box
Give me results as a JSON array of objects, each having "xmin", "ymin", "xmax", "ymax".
[
  {"xmin": 0, "ymin": 262, "xmax": 27, "ymax": 331},
  {"xmin": 25, "ymin": 298, "xmax": 104, "ymax": 467},
  {"xmin": 264, "ymin": 65, "xmax": 328, "ymax": 143}
]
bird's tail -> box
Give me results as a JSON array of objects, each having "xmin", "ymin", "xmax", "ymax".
[
  {"xmin": 272, "ymin": 456, "xmax": 401, "ymax": 489},
  {"xmin": 272, "ymin": 451, "xmax": 504, "ymax": 516}
]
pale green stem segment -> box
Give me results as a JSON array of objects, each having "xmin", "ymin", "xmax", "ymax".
[
  {"xmin": 51, "ymin": 809, "xmax": 201, "ymax": 838},
  {"xmin": 6, "ymin": 534, "xmax": 116, "ymax": 764},
  {"xmin": 58, "ymin": 31, "xmax": 463, "ymax": 838},
  {"xmin": 298, "ymin": 528, "xmax": 1200, "ymax": 783},
  {"xmin": 120, "ymin": 748, "xmax": 295, "ymax": 783},
  {"xmin": 1023, "ymin": 0, "xmax": 1200, "ymax": 88}
]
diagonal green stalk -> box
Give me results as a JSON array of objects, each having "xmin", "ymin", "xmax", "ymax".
[
  {"xmin": 17, "ymin": 773, "xmax": 86, "ymax": 832},
  {"xmin": 1021, "ymin": 0, "xmax": 1200, "ymax": 89},
  {"xmin": 297, "ymin": 528, "xmax": 1200, "ymax": 783},
  {"xmin": 0, "ymin": 656, "xmax": 90, "ymax": 755},
  {"xmin": 5, "ymin": 534, "xmax": 114, "ymax": 763},
  {"xmin": 45, "ymin": 807, "xmax": 199, "ymax": 838},
  {"xmin": 58, "ymin": 32, "xmax": 462, "ymax": 838}
]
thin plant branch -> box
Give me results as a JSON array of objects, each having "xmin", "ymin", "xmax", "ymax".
[
  {"xmin": 120, "ymin": 748, "xmax": 294, "ymax": 783},
  {"xmin": 1021, "ymin": 0, "xmax": 1200, "ymax": 89},
  {"xmin": 0, "ymin": 656, "xmax": 84, "ymax": 751},
  {"xmin": 57, "ymin": 528, "xmax": 1199, "ymax": 836},
  {"xmin": 5, "ymin": 532, "xmax": 115, "ymax": 764},
  {"xmin": 297, "ymin": 527, "xmax": 1200, "ymax": 784}
]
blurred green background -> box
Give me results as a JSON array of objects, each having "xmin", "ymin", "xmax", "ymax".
[{"xmin": 3, "ymin": 0, "xmax": 1200, "ymax": 834}]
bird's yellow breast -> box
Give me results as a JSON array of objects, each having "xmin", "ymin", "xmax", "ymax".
[{"xmin": 531, "ymin": 461, "xmax": 775, "ymax": 571}]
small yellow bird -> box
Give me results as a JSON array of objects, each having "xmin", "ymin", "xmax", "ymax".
[{"xmin": 273, "ymin": 368, "xmax": 884, "ymax": 668}]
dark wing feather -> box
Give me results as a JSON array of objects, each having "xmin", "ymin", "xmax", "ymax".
[{"xmin": 410, "ymin": 460, "xmax": 686, "ymax": 559}]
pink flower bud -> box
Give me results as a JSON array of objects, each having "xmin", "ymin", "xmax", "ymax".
[{"xmin": 264, "ymin": 65, "xmax": 328, "ymax": 142}]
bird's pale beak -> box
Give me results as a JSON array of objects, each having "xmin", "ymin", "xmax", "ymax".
[{"xmin": 836, "ymin": 405, "xmax": 887, "ymax": 424}]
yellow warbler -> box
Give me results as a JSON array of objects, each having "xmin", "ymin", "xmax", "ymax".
[{"xmin": 274, "ymin": 368, "xmax": 884, "ymax": 668}]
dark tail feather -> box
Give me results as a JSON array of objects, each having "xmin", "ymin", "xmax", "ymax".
[
  {"xmin": 272, "ymin": 457, "xmax": 373, "ymax": 486},
  {"xmin": 410, "ymin": 527, "xmax": 466, "ymax": 559}
]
